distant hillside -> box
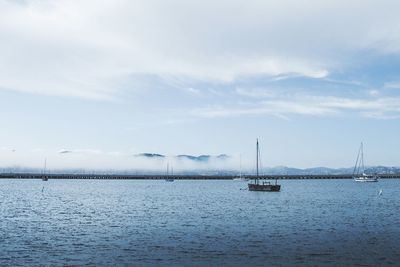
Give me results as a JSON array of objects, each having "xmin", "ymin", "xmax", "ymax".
[
  {"xmin": 135, "ymin": 153, "xmax": 165, "ymax": 158},
  {"xmin": 263, "ymin": 166, "xmax": 400, "ymax": 175},
  {"xmin": 176, "ymin": 155, "xmax": 210, "ymax": 161},
  {"xmin": 136, "ymin": 153, "xmax": 230, "ymax": 162}
]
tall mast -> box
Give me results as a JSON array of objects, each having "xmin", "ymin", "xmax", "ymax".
[
  {"xmin": 256, "ymin": 139, "xmax": 259, "ymax": 177},
  {"xmin": 44, "ymin": 158, "xmax": 47, "ymax": 174},
  {"xmin": 353, "ymin": 142, "xmax": 365, "ymax": 175},
  {"xmin": 167, "ymin": 162, "xmax": 169, "ymax": 175},
  {"xmin": 361, "ymin": 142, "xmax": 365, "ymax": 174},
  {"xmin": 239, "ymin": 154, "xmax": 242, "ymax": 178},
  {"xmin": 353, "ymin": 143, "xmax": 361, "ymax": 175},
  {"xmin": 256, "ymin": 139, "xmax": 259, "ymax": 184}
]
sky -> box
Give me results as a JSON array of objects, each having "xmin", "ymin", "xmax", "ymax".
[{"xmin": 0, "ymin": 0, "xmax": 400, "ymax": 171}]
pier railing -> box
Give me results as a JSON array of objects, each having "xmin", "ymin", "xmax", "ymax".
[{"xmin": 1, "ymin": 173, "xmax": 400, "ymax": 180}]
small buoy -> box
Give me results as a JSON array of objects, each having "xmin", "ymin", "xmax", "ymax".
[{"xmin": 379, "ymin": 189, "xmax": 383, "ymax": 196}]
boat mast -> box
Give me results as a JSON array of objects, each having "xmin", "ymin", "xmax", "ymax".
[
  {"xmin": 42, "ymin": 157, "xmax": 48, "ymax": 181},
  {"xmin": 353, "ymin": 143, "xmax": 362, "ymax": 176},
  {"xmin": 239, "ymin": 154, "xmax": 242, "ymax": 178},
  {"xmin": 361, "ymin": 142, "xmax": 365, "ymax": 174},
  {"xmin": 256, "ymin": 139, "xmax": 259, "ymax": 184}
]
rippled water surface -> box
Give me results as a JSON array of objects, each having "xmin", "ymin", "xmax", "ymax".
[{"xmin": 1, "ymin": 179, "xmax": 399, "ymax": 266}]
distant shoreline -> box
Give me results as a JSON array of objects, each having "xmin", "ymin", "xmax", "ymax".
[{"xmin": 1, "ymin": 173, "xmax": 400, "ymax": 180}]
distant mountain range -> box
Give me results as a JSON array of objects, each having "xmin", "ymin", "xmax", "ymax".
[
  {"xmin": 135, "ymin": 153, "xmax": 165, "ymax": 158},
  {"xmin": 133, "ymin": 153, "xmax": 400, "ymax": 174},
  {"xmin": 264, "ymin": 166, "xmax": 400, "ymax": 175},
  {"xmin": 135, "ymin": 153, "xmax": 229, "ymax": 162}
]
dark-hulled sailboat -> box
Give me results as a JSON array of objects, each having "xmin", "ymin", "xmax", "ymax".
[{"xmin": 248, "ymin": 139, "xmax": 280, "ymax": 192}]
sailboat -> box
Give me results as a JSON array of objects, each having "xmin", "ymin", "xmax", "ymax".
[
  {"xmin": 353, "ymin": 142, "xmax": 378, "ymax": 182},
  {"xmin": 248, "ymin": 139, "xmax": 280, "ymax": 192},
  {"xmin": 165, "ymin": 163, "xmax": 174, "ymax": 182},
  {"xmin": 233, "ymin": 154, "xmax": 248, "ymax": 181},
  {"xmin": 42, "ymin": 158, "xmax": 48, "ymax": 181}
]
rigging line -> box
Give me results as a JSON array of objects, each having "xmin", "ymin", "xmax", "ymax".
[
  {"xmin": 361, "ymin": 142, "xmax": 365, "ymax": 174},
  {"xmin": 353, "ymin": 143, "xmax": 361, "ymax": 175}
]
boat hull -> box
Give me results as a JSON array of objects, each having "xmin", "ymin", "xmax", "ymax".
[
  {"xmin": 354, "ymin": 176, "xmax": 378, "ymax": 182},
  {"xmin": 248, "ymin": 183, "xmax": 281, "ymax": 192},
  {"xmin": 233, "ymin": 177, "xmax": 249, "ymax": 181}
]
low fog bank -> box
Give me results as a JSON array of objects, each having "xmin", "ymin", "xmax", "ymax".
[
  {"xmin": 0, "ymin": 150, "xmax": 250, "ymax": 174},
  {"xmin": 1, "ymin": 149, "xmax": 398, "ymax": 175}
]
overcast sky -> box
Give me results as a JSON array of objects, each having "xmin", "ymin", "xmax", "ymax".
[{"xmin": 1, "ymin": 0, "xmax": 400, "ymax": 170}]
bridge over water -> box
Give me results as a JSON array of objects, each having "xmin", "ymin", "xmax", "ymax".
[{"xmin": 1, "ymin": 173, "xmax": 400, "ymax": 180}]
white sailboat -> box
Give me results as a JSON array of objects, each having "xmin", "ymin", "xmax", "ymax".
[
  {"xmin": 165, "ymin": 162, "xmax": 174, "ymax": 182},
  {"xmin": 353, "ymin": 142, "xmax": 378, "ymax": 182},
  {"xmin": 42, "ymin": 158, "xmax": 48, "ymax": 181},
  {"xmin": 233, "ymin": 154, "xmax": 248, "ymax": 181}
]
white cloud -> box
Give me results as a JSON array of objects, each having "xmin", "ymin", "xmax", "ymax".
[
  {"xmin": 185, "ymin": 87, "xmax": 201, "ymax": 95},
  {"xmin": 1, "ymin": 0, "xmax": 400, "ymax": 99},
  {"xmin": 236, "ymin": 87, "xmax": 277, "ymax": 98},
  {"xmin": 368, "ymin": 90, "xmax": 380, "ymax": 96},
  {"xmin": 0, "ymin": 146, "xmax": 16, "ymax": 152},
  {"xmin": 384, "ymin": 82, "xmax": 400, "ymax": 89},
  {"xmin": 191, "ymin": 95, "xmax": 400, "ymax": 120},
  {"xmin": 58, "ymin": 148, "xmax": 116, "ymax": 155}
]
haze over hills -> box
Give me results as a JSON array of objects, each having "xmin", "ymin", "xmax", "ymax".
[
  {"xmin": 135, "ymin": 153, "xmax": 230, "ymax": 162},
  {"xmin": 1, "ymin": 164, "xmax": 399, "ymax": 176},
  {"xmin": 1, "ymin": 151, "xmax": 399, "ymax": 175},
  {"xmin": 130, "ymin": 153, "xmax": 400, "ymax": 174}
]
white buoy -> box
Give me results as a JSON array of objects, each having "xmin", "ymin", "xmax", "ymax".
[{"xmin": 379, "ymin": 189, "xmax": 383, "ymax": 195}]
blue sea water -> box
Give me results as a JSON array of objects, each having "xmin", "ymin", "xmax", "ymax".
[{"xmin": 0, "ymin": 179, "xmax": 399, "ymax": 266}]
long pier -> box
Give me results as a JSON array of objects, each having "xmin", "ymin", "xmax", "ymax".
[{"xmin": 1, "ymin": 173, "xmax": 400, "ymax": 180}]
